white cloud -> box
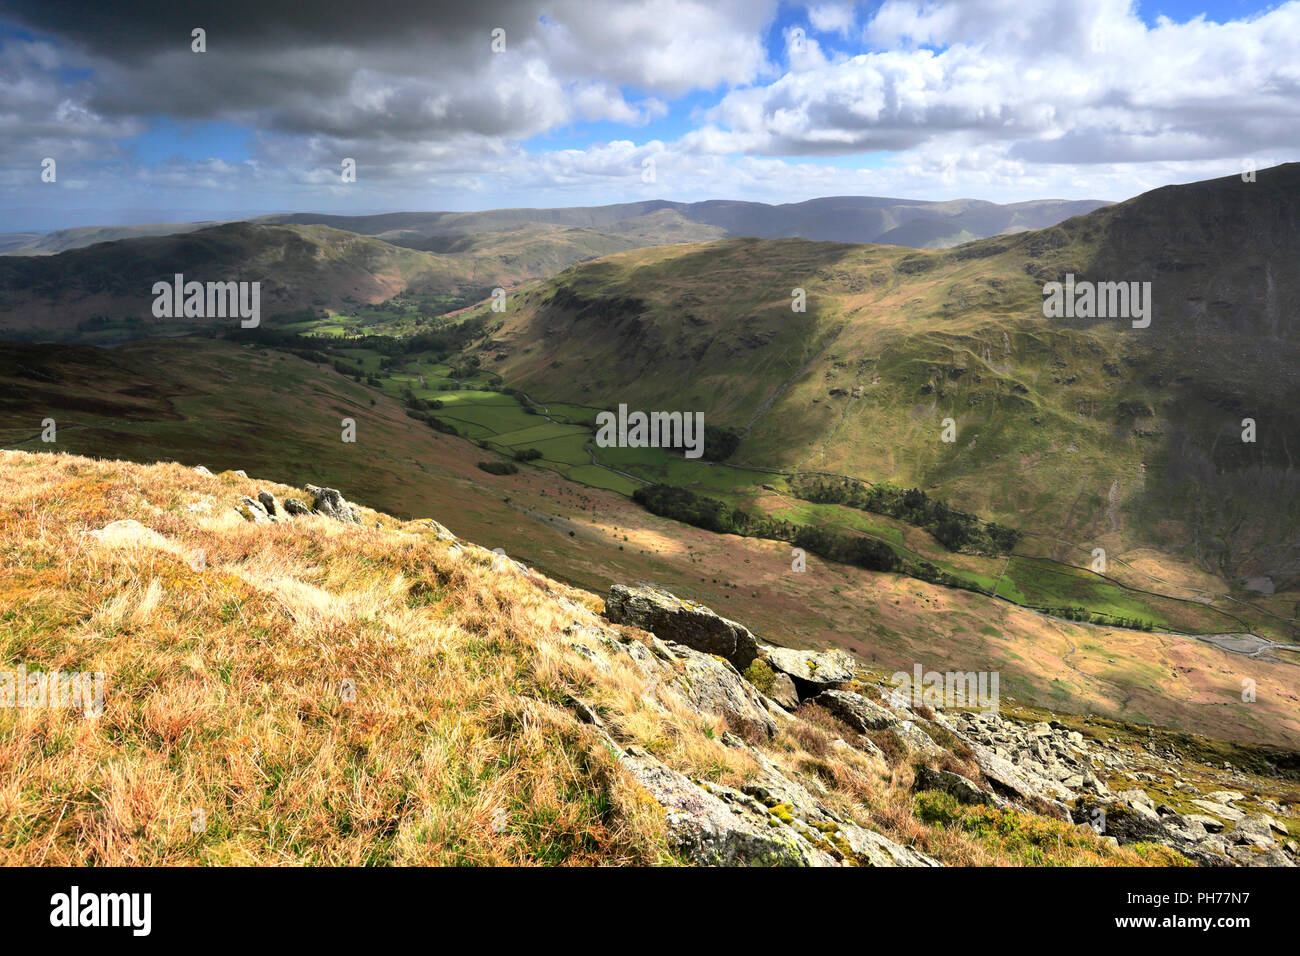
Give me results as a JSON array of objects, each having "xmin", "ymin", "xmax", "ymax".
[
  {"xmin": 2, "ymin": 0, "xmax": 1298, "ymax": 220},
  {"xmin": 807, "ymin": 2, "xmax": 857, "ymax": 36},
  {"xmin": 695, "ymin": 0, "xmax": 1300, "ymax": 168}
]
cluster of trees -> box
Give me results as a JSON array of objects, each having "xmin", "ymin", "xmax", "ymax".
[
  {"xmin": 701, "ymin": 425, "xmax": 742, "ymax": 462},
  {"xmin": 632, "ymin": 484, "xmax": 902, "ymax": 573},
  {"xmin": 229, "ymin": 310, "xmax": 488, "ymax": 362},
  {"xmin": 404, "ymin": 407, "xmax": 458, "ymax": 435},
  {"xmin": 632, "ymin": 484, "xmax": 1001, "ymax": 592},
  {"xmin": 403, "ymin": 390, "xmax": 444, "ymax": 412},
  {"xmin": 333, "ymin": 359, "xmax": 381, "ymax": 386},
  {"xmin": 477, "ymin": 460, "xmax": 518, "ymax": 476},
  {"xmin": 225, "ymin": 325, "xmax": 331, "ymax": 362},
  {"xmin": 791, "ymin": 476, "xmax": 1020, "ymax": 555},
  {"xmin": 399, "ymin": 389, "xmax": 458, "ymax": 434},
  {"xmin": 1041, "ymin": 605, "xmax": 1155, "ymax": 630}
]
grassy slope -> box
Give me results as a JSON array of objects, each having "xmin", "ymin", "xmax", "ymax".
[
  {"xmin": 2, "ymin": 339, "xmax": 1297, "ymax": 749},
  {"xmin": 2, "ymin": 450, "xmax": 1201, "ymax": 866}
]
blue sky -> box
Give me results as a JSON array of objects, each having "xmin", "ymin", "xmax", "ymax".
[{"xmin": 1, "ymin": 0, "xmax": 1296, "ymax": 231}]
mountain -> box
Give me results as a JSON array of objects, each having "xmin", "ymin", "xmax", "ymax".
[
  {"xmin": 2, "ymin": 449, "xmax": 1294, "ymax": 866},
  {"xmin": 4, "ymin": 220, "xmax": 225, "ymax": 255},
  {"xmin": 1, "ymin": 194, "xmax": 1109, "ymax": 258},
  {"xmin": 0, "ymin": 220, "xmax": 654, "ymax": 339},
  {"xmin": 0, "ymin": 192, "xmax": 1111, "ymax": 339},
  {"xmin": 0, "ymin": 233, "xmax": 43, "ymax": 254},
  {"xmin": 261, "ymin": 195, "xmax": 1109, "ymax": 250},
  {"xmin": 458, "ymin": 164, "xmax": 1300, "ymax": 600}
]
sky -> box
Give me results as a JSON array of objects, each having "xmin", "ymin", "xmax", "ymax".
[{"xmin": 1, "ymin": 0, "xmax": 1296, "ymax": 232}]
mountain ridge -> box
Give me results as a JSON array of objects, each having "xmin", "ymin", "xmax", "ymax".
[{"xmin": 2, "ymin": 193, "xmax": 1111, "ymax": 257}]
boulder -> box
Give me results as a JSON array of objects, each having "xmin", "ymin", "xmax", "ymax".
[
  {"xmin": 306, "ymin": 484, "xmax": 361, "ymax": 524},
  {"xmin": 812, "ymin": 689, "xmax": 899, "ymax": 732},
  {"xmin": 895, "ymin": 720, "xmax": 944, "ymax": 758},
  {"xmin": 1116, "ymin": 788, "xmax": 1158, "ymax": 817},
  {"xmin": 1190, "ymin": 799, "xmax": 1246, "ymax": 823},
  {"xmin": 1185, "ymin": 813, "xmax": 1226, "ymax": 834},
  {"xmin": 283, "ymin": 497, "xmax": 311, "ymax": 516},
  {"xmin": 760, "ymin": 644, "xmax": 855, "ymax": 694},
  {"xmin": 235, "ymin": 496, "xmax": 271, "ymax": 523},
  {"xmin": 966, "ymin": 741, "xmax": 1074, "ymax": 818},
  {"xmin": 665, "ymin": 642, "xmax": 778, "ymax": 740},
  {"xmin": 1232, "ymin": 814, "xmax": 1278, "ymax": 848},
  {"xmin": 257, "ymin": 491, "xmax": 279, "ymax": 517},
  {"xmin": 1072, "ymin": 797, "xmax": 1167, "ymax": 843},
  {"xmin": 1206, "ymin": 790, "xmax": 1246, "ymax": 804},
  {"xmin": 835, "ymin": 820, "xmax": 941, "ymax": 867},
  {"xmin": 605, "ymin": 583, "xmax": 759, "ymax": 670}
]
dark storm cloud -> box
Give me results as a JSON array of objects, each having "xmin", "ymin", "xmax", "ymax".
[
  {"xmin": 4, "ymin": 1, "xmax": 536, "ymax": 55},
  {"xmin": 2, "ymin": 1, "xmax": 579, "ymax": 144}
]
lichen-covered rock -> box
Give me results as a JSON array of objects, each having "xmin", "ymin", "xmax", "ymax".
[
  {"xmin": 616, "ymin": 745, "xmax": 834, "ymax": 866},
  {"xmin": 605, "ymin": 583, "xmax": 759, "ymax": 669},
  {"xmin": 666, "ymin": 644, "xmax": 778, "ymax": 739},
  {"xmin": 769, "ymin": 671, "xmax": 800, "ymax": 711},
  {"xmin": 964, "ymin": 740, "xmax": 1074, "ymax": 819},
  {"xmin": 235, "ymin": 496, "xmax": 271, "ymax": 523},
  {"xmin": 282, "ymin": 497, "xmax": 311, "ymax": 516},
  {"xmin": 1190, "ymin": 799, "xmax": 1245, "ymax": 823},
  {"xmin": 760, "ymin": 644, "xmax": 856, "ymax": 694}
]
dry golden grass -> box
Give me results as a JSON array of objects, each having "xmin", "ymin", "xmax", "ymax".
[{"xmin": 0, "ymin": 451, "xmax": 1184, "ymax": 866}]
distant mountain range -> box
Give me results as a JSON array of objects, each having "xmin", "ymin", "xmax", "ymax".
[{"xmin": 0, "ymin": 194, "xmax": 1110, "ymax": 257}]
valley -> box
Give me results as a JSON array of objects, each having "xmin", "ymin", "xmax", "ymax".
[
  {"xmin": 1, "ymin": 167, "xmax": 1296, "ymax": 755},
  {"xmin": 2, "ymin": 332, "xmax": 1296, "ymax": 750}
]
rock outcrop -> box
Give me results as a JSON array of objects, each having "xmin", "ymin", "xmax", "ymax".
[
  {"xmin": 562, "ymin": 617, "xmax": 936, "ymax": 866},
  {"xmin": 232, "ymin": 481, "xmax": 365, "ymax": 526},
  {"xmin": 605, "ymin": 583, "xmax": 760, "ymax": 670},
  {"xmin": 939, "ymin": 709, "xmax": 1295, "ymax": 866}
]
